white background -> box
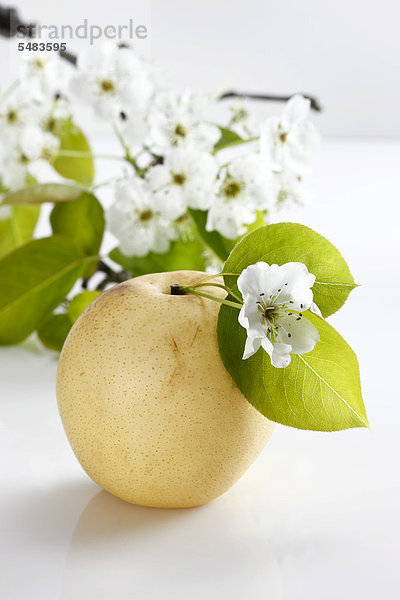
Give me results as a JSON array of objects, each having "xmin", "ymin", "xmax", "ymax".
[
  {"xmin": 1, "ymin": 2, "xmax": 400, "ymax": 599},
  {"xmin": 1, "ymin": 0, "xmax": 400, "ymax": 135}
]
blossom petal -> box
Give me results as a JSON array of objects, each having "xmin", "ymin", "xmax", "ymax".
[
  {"xmin": 146, "ymin": 164, "xmax": 170, "ymax": 190},
  {"xmin": 278, "ymin": 313, "xmax": 319, "ymax": 355},
  {"xmin": 237, "ymin": 262, "xmax": 272, "ymax": 299},
  {"xmin": 281, "ymin": 94, "xmax": 311, "ymax": 128},
  {"xmin": 270, "ymin": 262, "xmax": 315, "ymax": 309},
  {"xmin": 206, "ymin": 197, "xmax": 256, "ymax": 239},
  {"xmin": 152, "ymin": 187, "xmax": 187, "ymax": 221},
  {"xmin": 242, "ymin": 335, "xmax": 262, "ymax": 360},
  {"xmin": 264, "ymin": 340, "xmax": 292, "ymax": 368},
  {"xmin": 310, "ymin": 301, "xmax": 322, "ymax": 317},
  {"xmin": 238, "ymin": 301, "xmax": 266, "ymax": 338}
]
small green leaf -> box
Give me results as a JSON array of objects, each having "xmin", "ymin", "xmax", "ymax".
[
  {"xmin": 0, "ymin": 205, "xmax": 40, "ymax": 257},
  {"xmin": 52, "ymin": 118, "xmax": 95, "ymax": 185},
  {"xmin": 217, "ymin": 308, "xmax": 368, "ymax": 431},
  {"xmin": 37, "ymin": 313, "xmax": 72, "ymax": 352},
  {"xmin": 67, "ymin": 290, "xmax": 101, "ymax": 322},
  {"xmin": 37, "ymin": 288, "xmax": 99, "ymax": 351},
  {"xmin": 110, "ymin": 233, "xmax": 207, "ymax": 275},
  {"xmin": 50, "ymin": 192, "xmax": 104, "ymax": 277},
  {"xmin": 0, "ymin": 236, "xmax": 85, "ymax": 345},
  {"xmin": 189, "ymin": 209, "xmax": 235, "ymax": 263},
  {"xmin": 223, "ymin": 223, "xmax": 357, "ymax": 318},
  {"xmin": 2, "ymin": 183, "xmax": 84, "ymax": 206},
  {"xmin": 213, "ymin": 127, "xmax": 243, "ymax": 152}
]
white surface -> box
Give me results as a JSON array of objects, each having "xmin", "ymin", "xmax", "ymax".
[
  {"xmin": 1, "ymin": 139, "xmax": 400, "ymax": 599},
  {"xmin": 1, "ymin": 0, "xmax": 400, "ymax": 135}
]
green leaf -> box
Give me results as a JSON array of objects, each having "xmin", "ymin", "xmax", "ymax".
[
  {"xmin": 37, "ymin": 313, "xmax": 72, "ymax": 352},
  {"xmin": 67, "ymin": 290, "xmax": 101, "ymax": 322},
  {"xmin": 0, "ymin": 205, "xmax": 40, "ymax": 257},
  {"xmin": 0, "ymin": 236, "xmax": 86, "ymax": 345},
  {"xmin": 217, "ymin": 308, "xmax": 368, "ymax": 431},
  {"xmin": 52, "ymin": 118, "xmax": 95, "ymax": 185},
  {"xmin": 189, "ymin": 209, "xmax": 235, "ymax": 263},
  {"xmin": 110, "ymin": 234, "xmax": 207, "ymax": 275},
  {"xmin": 50, "ymin": 192, "xmax": 104, "ymax": 277},
  {"xmin": 49, "ymin": 192, "xmax": 104, "ymax": 254},
  {"xmin": 223, "ymin": 223, "xmax": 357, "ymax": 318},
  {"xmin": 1, "ymin": 183, "xmax": 84, "ymax": 206},
  {"xmin": 213, "ymin": 127, "xmax": 243, "ymax": 152}
]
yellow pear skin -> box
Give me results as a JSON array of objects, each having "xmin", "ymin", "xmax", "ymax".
[{"xmin": 57, "ymin": 271, "xmax": 274, "ymax": 508}]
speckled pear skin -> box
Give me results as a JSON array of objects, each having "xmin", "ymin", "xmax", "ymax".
[{"xmin": 57, "ymin": 271, "xmax": 274, "ymax": 508}]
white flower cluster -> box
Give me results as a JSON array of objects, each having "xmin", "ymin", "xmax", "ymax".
[
  {"xmin": 0, "ymin": 53, "xmax": 72, "ymax": 190},
  {"xmin": 0, "ymin": 44, "xmax": 320, "ymax": 257},
  {"xmin": 107, "ymin": 89, "xmax": 319, "ymax": 255}
]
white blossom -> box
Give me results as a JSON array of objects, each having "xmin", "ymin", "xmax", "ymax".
[
  {"xmin": 19, "ymin": 125, "xmax": 60, "ymax": 162},
  {"xmin": 0, "ymin": 83, "xmax": 50, "ymax": 142},
  {"xmin": 0, "ymin": 78, "xmax": 62, "ymax": 189},
  {"xmin": 206, "ymin": 154, "xmax": 277, "ymax": 239},
  {"xmin": 273, "ymin": 170, "xmax": 314, "ymax": 210},
  {"xmin": 148, "ymin": 90, "xmax": 220, "ymax": 152},
  {"xmin": 228, "ymin": 99, "xmax": 259, "ymax": 138},
  {"xmin": 117, "ymin": 111, "xmax": 150, "ymax": 151},
  {"xmin": 0, "ymin": 148, "xmax": 30, "ymax": 190},
  {"xmin": 71, "ymin": 45, "xmax": 154, "ymax": 121},
  {"xmin": 0, "ymin": 117, "xmax": 60, "ymax": 191},
  {"xmin": 237, "ymin": 261, "xmax": 320, "ymax": 368},
  {"xmin": 107, "ymin": 177, "xmax": 177, "ymax": 257},
  {"xmin": 22, "ymin": 52, "xmax": 73, "ymax": 97},
  {"xmin": 146, "ymin": 147, "xmax": 217, "ymax": 215},
  {"xmin": 260, "ymin": 94, "xmax": 320, "ymax": 174}
]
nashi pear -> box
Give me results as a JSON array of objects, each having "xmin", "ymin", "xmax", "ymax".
[{"xmin": 57, "ymin": 270, "xmax": 274, "ymax": 508}]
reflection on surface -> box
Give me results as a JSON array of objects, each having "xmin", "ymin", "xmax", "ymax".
[
  {"xmin": 2, "ymin": 479, "xmax": 97, "ymax": 547},
  {"xmin": 63, "ymin": 490, "xmax": 281, "ymax": 600}
]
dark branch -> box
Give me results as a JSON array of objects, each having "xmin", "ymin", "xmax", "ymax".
[
  {"xmin": 59, "ymin": 49, "xmax": 77, "ymax": 66},
  {"xmin": 94, "ymin": 260, "xmax": 131, "ymax": 290},
  {"xmin": 97, "ymin": 260, "xmax": 116, "ymax": 277},
  {"xmin": 0, "ymin": 4, "xmax": 29, "ymax": 37},
  {"xmin": 219, "ymin": 90, "xmax": 322, "ymax": 112},
  {"xmin": 81, "ymin": 260, "xmax": 130, "ymax": 291}
]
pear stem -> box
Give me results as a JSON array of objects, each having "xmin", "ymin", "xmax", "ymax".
[
  {"xmin": 179, "ymin": 286, "xmax": 243, "ymax": 309},
  {"xmin": 189, "ymin": 282, "xmax": 243, "ymax": 304},
  {"xmin": 170, "ymin": 284, "xmax": 187, "ymax": 295}
]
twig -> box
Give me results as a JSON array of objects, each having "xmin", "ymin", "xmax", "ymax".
[
  {"xmin": 219, "ymin": 90, "xmax": 322, "ymax": 112},
  {"xmin": 60, "ymin": 50, "xmax": 77, "ymax": 66},
  {"xmin": 0, "ymin": 4, "xmax": 29, "ymax": 37},
  {"xmin": 94, "ymin": 260, "xmax": 131, "ymax": 290},
  {"xmin": 81, "ymin": 259, "xmax": 130, "ymax": 291}
]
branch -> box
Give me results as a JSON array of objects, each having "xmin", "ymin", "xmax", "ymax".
[
  {"xmin": 0, "ymin": 4, "xmax": 27, "ymax": 37},
  {"xmin": 219, "ymin": 90, "xmax": 322, "ymax": 112},
  {"xmin": 95, "ymin": 260, "xmax": 131, "ymax": 290},
  {"xmin": 0, "ymin": 4, "xmax": 322, "ymax": 110},
  {"xmin": 80, "ymin": 259, "xmax": 130, "ymax": 290}
]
